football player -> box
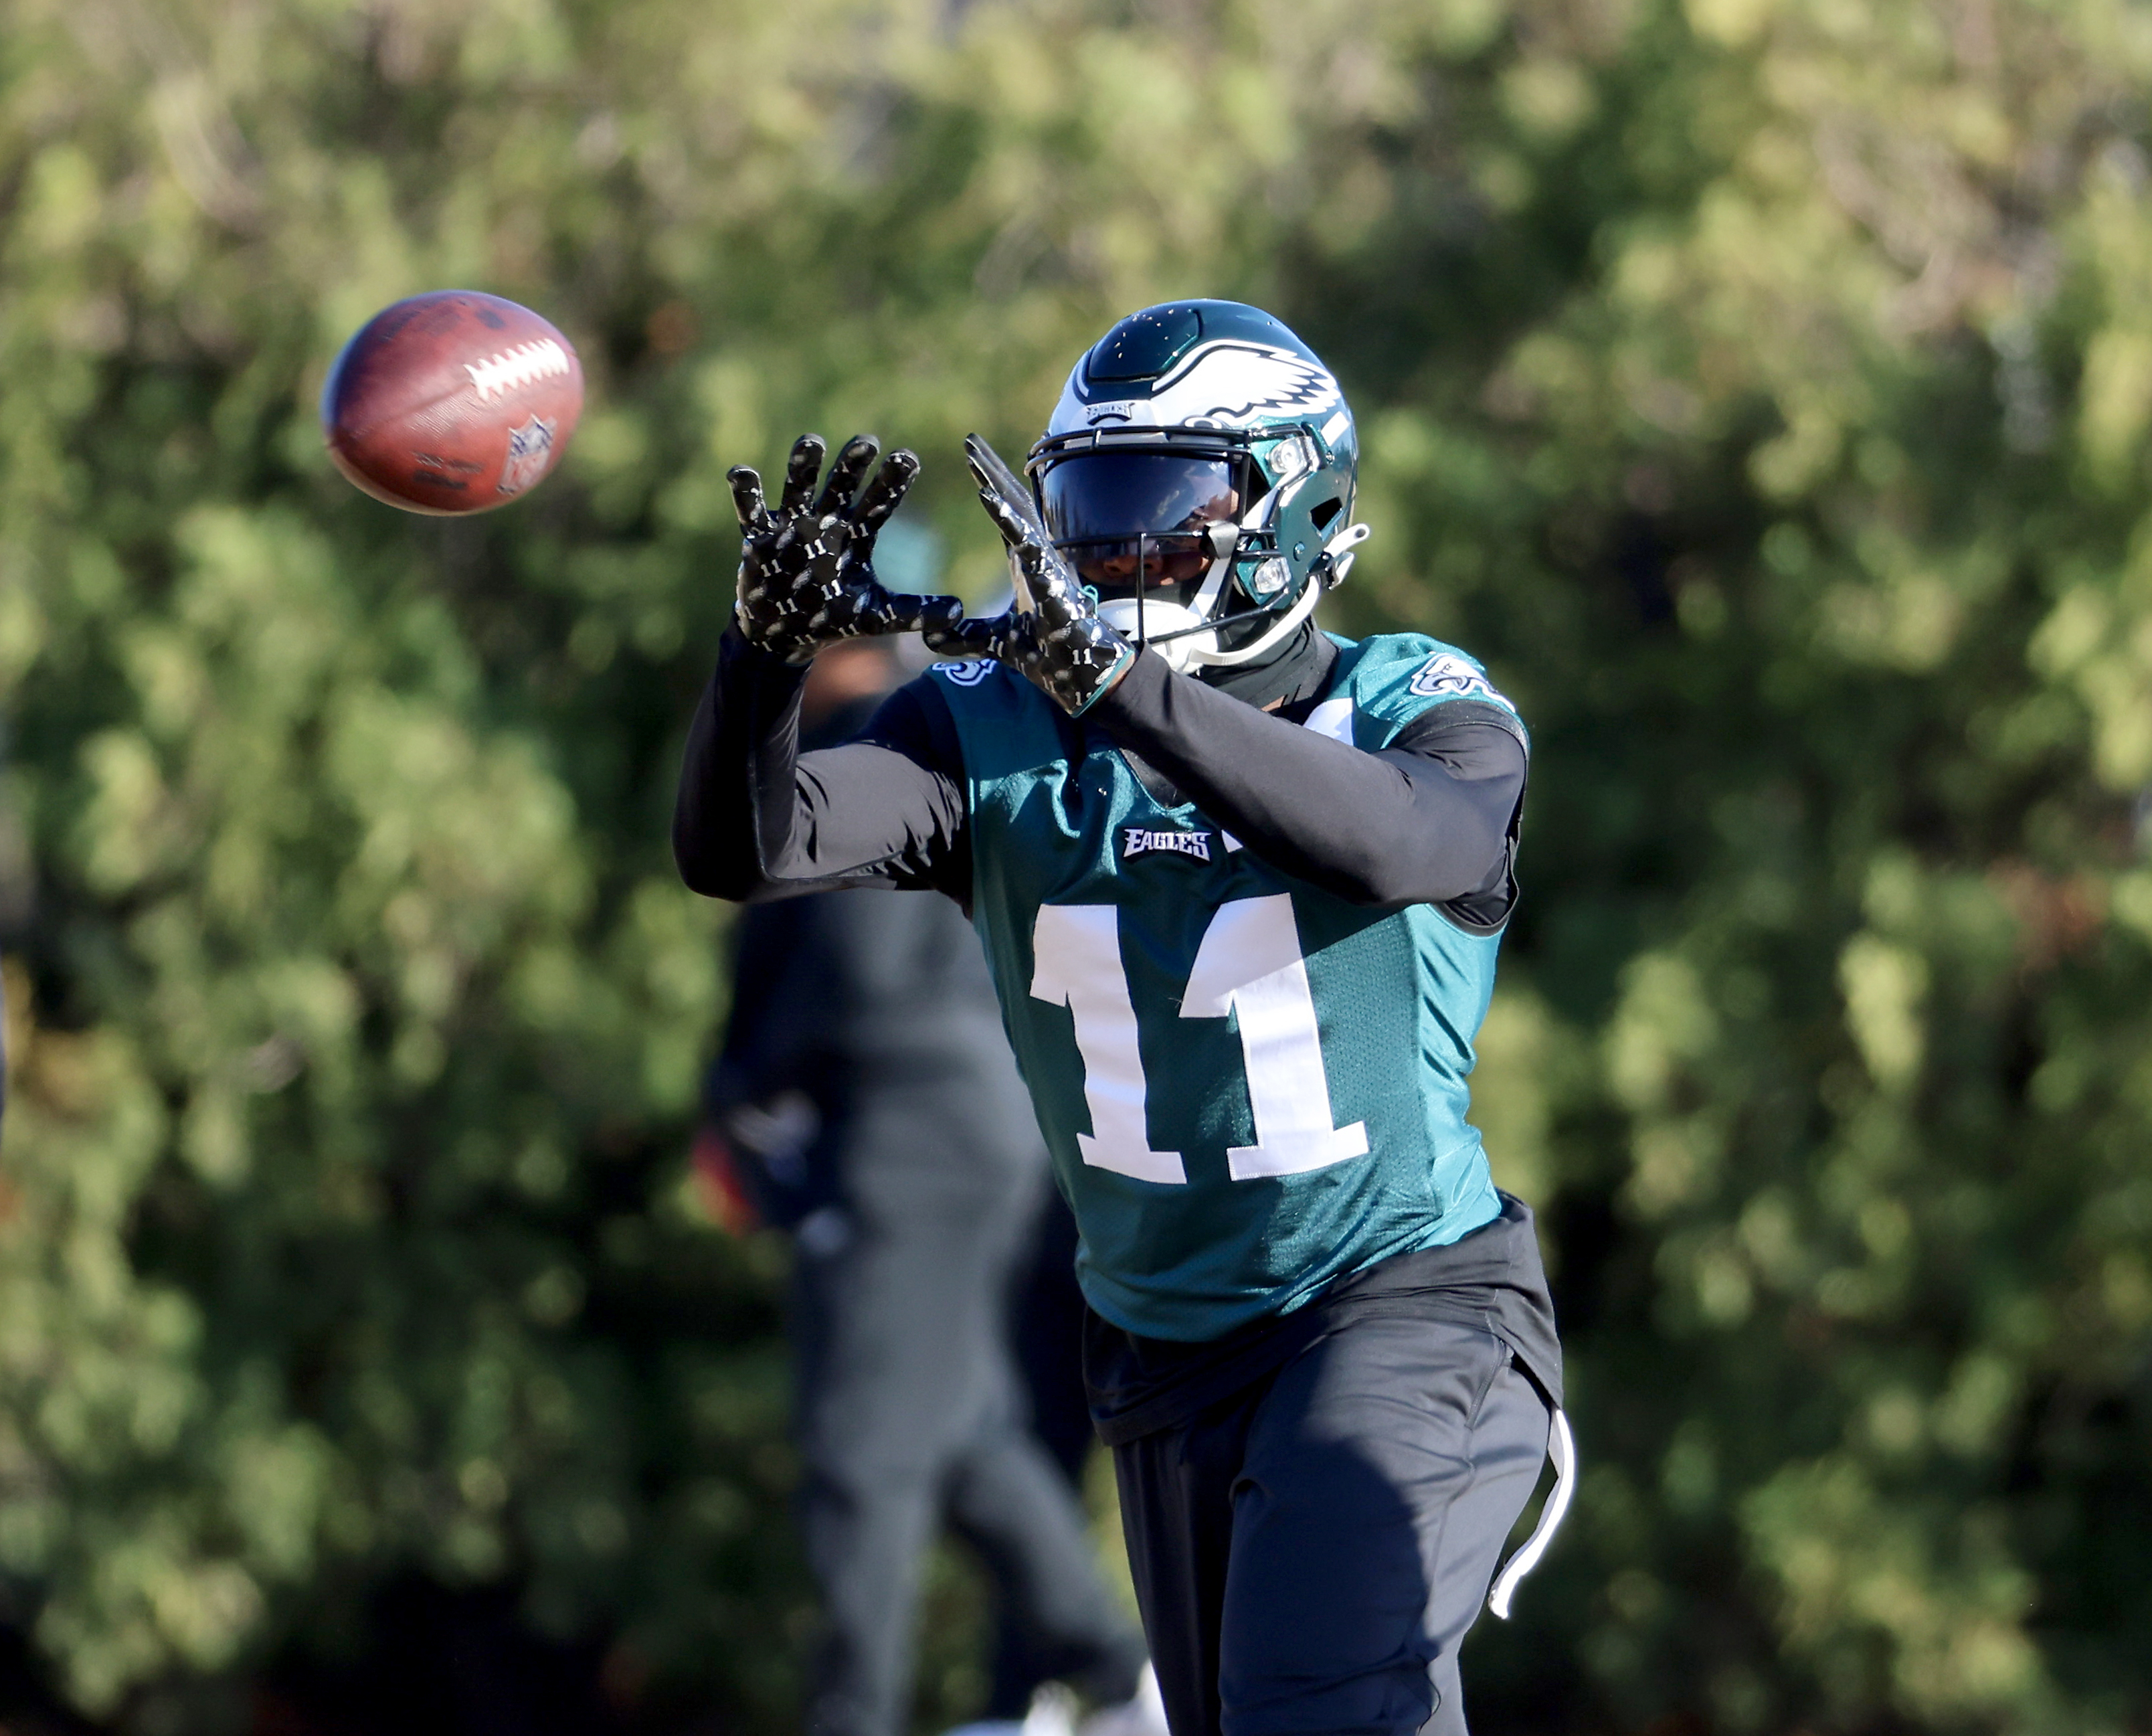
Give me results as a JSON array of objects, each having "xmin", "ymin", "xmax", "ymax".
[{"xmin": 676, "ymin": 302, "xmax": 1573, "ymax": 1736}]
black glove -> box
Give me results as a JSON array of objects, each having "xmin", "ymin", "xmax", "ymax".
[
  {"xmin": 728, "ymin": 434, "xmax": 965, "ymax": 665},
  {"xmin": 922, "ymin": 434, "xmax": 1136, "ymax": 716}
]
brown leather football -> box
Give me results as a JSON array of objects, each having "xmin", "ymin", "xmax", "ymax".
[{"xmin": 322, "ymin": 291, "xmax": 584, "ymax": 515}]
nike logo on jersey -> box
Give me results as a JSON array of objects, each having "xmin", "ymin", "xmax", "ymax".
[{"xmin": 1122, "ymin": 826, "xmax": 1214, "ymax": 863}]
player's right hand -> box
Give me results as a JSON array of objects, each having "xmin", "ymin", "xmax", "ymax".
[
  {"xmin": 923, "ymin": 434, "xmax": 1136, "ymax": 716},
  {"xmin": 728, "ymin": 434, "xmax": 965, "ymax": 665}
]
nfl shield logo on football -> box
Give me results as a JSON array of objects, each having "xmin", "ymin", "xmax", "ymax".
[{"xmin": 497, "ymin": 414, "xmax": 557, "ymax": 497}]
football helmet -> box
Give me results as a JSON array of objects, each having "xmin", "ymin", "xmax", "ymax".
[{"xmin": 1024, "ymin": 300, "xmax": 1368, "ymax": 673}]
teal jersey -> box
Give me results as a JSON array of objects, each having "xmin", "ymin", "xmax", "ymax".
[{"xmin": 932, "ymin": 634, "xmax": 1522, "ymax": 1342}]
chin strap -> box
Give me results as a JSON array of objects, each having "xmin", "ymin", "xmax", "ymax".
[
  {"xmin": 1188, "ymin": 563, "xmax": 1324, "ymax": 670},
  {"xmin": 1188, "ymin": 521, "xmax": 1372, "ymax": 671},
  {"xmin": 1488, "ymin": 1407, "xmax": 1575, "ymax": 1620}
]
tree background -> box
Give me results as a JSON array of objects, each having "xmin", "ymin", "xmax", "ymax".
[{"xmin": 3, "ymin": 0, "xmax": 2151, "ymax": 1731}]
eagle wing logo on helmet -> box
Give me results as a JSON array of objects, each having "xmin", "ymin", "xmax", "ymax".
[
  {"xmin": 1057, "ymin": 343, "xmax": 1346, "ymax": 436},
  {"xmin": 1152, "ymin": 345, "xmax": 1342, "ymax": 428}
]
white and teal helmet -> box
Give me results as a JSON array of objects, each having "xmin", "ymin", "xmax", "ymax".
[{"xmin": 1026, "ymin": 300, "xmax": 1368, "ymax": 672}]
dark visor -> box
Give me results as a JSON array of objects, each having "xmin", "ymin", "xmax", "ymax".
[{"xmin": 1038, "ymin": 453, "xmax": 1239, "ymax": 600}]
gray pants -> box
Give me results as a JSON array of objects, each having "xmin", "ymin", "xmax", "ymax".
[
  {"xmin": 1111, "ymin": 1318, "xmax": 1549, "ymax": 1736},
  {"xmin": 793, "ymin": 1158, "xmax": 1144, "ymax": 1736}
]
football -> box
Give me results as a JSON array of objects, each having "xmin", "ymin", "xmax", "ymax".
[{"xmin": 322, "ymin": 290, "xmax": 584, "ymax": 515}]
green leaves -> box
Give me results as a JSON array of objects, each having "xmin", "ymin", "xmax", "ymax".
[{"xmin": 4, "ymin": 0, "xmax": 2152, "ymax": 1726}]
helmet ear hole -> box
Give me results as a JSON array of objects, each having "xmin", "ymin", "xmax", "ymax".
[{"xmin": 1310, "ymin": 496, "xmax": 1344, "ymax": 532}]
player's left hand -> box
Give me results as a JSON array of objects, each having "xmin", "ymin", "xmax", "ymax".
[
  {"xmin": 728, "ymin": 434, "xmax": 966, "ymax": 665},
  {"xmin": 924, "ymin": 434, "xmax": 1136, "ymax": 716}
]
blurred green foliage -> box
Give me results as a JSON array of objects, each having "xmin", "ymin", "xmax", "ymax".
[{"xmin": 3, "ymin": 0, "xmax": 2152, "ymax": 1729}]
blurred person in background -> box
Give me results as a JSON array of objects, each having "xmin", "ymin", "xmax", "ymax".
[
  {"xmin": 694, "ymin": 636, "xmax": 1154, "ymax": 1736},
  {"xmin": 676, "ymin": 301, "xmax": 1571, "ymax": 1736}
]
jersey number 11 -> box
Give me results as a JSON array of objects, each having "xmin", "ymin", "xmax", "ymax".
[{"xmin": 1030, "ymin": 897, "xmax": 1370, "ymax": 1187}]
